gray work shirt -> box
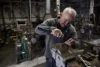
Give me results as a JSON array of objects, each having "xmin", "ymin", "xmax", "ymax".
[{"xmin": 35, "ymin": 18, "xmax": 79, "ymax": 58}]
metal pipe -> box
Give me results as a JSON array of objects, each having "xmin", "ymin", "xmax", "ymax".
[
  {"xmin": 10, "ymin": 0, "xmax": 15, "ymax": 23},
  {"xmin": 56, "ymin": 0, "xmax": 60, "ymax": 17},
  {"xmin": 46, "ymin": 0, "xmax": 50, "ymax": 13},
  {"xmin": 28, "ymin": 0, "xmax": 33, "ymax": 29},
  {"xmin": 90, "ymin": 0, "xmax": 94, "ymax": 14},
  {"xmin": 43, "ymin": 0, "xmax": 52, "ymax": 20}
]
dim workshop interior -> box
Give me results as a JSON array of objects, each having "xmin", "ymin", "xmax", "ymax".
[{"xmin": 0, "ymin": 0, "xmax": 100, "ymax": 67}]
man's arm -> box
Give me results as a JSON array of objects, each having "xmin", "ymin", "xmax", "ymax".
[
  {"xmin": 71, "ymin": 27, "xmax": 80, "ymax": 48},
  {"xmin": 35, "ymin": 19, "xmax": 57, "ymax": 35},
  {"xmin": 64, "ymin": 25, "xmax": 80, "ymax": 48}
]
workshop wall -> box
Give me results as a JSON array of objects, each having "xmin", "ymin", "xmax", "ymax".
[
  {"xmin": 0, "ymin": 0, "xmax": 91, "ymax": 24},
  {"xmin": 0, "ymin": 1, "xmax": 46, "ymax": 24},
  {"xmin": 94, "ymin": 0, "xmax": 100, "ymax": 25},
  {"xmin": 60, "ymin": 0, "xmax": 90, "ymax": 22}
]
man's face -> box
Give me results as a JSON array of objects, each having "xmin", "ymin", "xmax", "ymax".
[{"xmin": 60, "ymin": 13, "xmax": 74, "ymax": 27}]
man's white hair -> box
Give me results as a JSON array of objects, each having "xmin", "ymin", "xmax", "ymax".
[{"xmin": 63, "ymin": 7, "xmax": 77, "ymax": 19}]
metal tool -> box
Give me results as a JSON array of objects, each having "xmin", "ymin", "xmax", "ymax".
[{"xmin": 78, "ymin": 54, "xmax": 91, "ymax": 67}]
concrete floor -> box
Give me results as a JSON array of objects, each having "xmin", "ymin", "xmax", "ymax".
[
  {"xmin": 7, "ymin": 56, "xmax": 46, "ymax": 67},
  {"xmin": 0, "ymin": 38, "xmax": 100, "ymax": 67},
  {"xmin": 0, "ymin": 43, "xmax": 46, "ymax": 67},
  {"xmin": 34, "ymin": 63, "xmax": 45, "ymax": 67},
  {"xmin": 0, "ymin": 43, "xmax": 16, "ymax": 67}
]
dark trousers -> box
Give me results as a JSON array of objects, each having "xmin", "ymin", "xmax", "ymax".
[{"xmin": 46, "ymin": 57, "xmax": 56, "ymax": 67}]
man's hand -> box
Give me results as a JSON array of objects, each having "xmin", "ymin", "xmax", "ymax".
[
  {"xmin": 64, "ymin": 38, "xmax": 74, "ymax": 46},
  {"xmin": 51, "ymin": 29, "xmax": 64, "ymax": 37}
]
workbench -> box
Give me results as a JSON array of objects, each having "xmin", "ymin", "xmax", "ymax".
[{"xmin": 51, "ymin": 43, "xmax": 100, "ymax": 67}]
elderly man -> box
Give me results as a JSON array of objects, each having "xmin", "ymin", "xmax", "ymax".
[{"xmin": 35, "ymin": 7, "xmax": 79, "ymax": 67}]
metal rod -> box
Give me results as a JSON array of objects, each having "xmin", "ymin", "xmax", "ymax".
[
  {"xmin": 29, "ymin": 0, "xmax": 31, "ymax": 22},
  {"xmin": 28, "ymin": 0, "xmax": 32, "ymax": 59}
]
